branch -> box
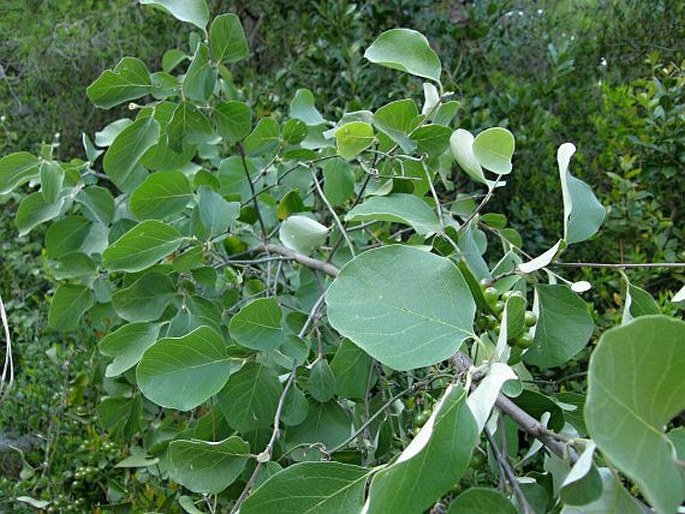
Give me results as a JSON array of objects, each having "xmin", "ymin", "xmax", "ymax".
[
  {"xmin": 554, "ymin": 261, "xmax": 685, "ymax": 269},
  {"xmin": 260, "ymin": 244, "xmax": 579, "ymax": 464}
]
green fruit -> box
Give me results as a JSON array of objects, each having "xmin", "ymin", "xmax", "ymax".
[
  {"xmin": 475, "ymin": 316, "xmax": 489, "ymax": 331},
  {"xmin": 516, "ymin": 333, "xmax": 535, "ymax": 349},
  {"xmin": 469, "ymin": 450, "xmax": 486, "ymax": 469},
  {"xmin": 483, "ymin": 287, "xmax": 499, "ymax": 304},
  {"xmin": 524, "ymin": 311, "xmax": 538, "ymax": 327},
  {"xmin": 492, "ymin": 300, "xmax": 505, "ymax": 314},
  {"xmin": 414, "ymin": 409, "xmax": 431, "ymax": 427},
  {"xmin": 508, "ymin": 346, "xmax": 524, "ymax": 365},
  {"xmin": 491, "ymin": 322, "xmax": 501, "ymax": 334}
]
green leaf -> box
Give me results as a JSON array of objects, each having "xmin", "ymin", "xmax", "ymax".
[
  {"xmin": 560, "ymin": 468, "xmax": 644, "ymax": 514},
  {"xmin": 45, "ymin": 216, "xmax": 91, "ymax": 258},
  {"xmin": 100, "ymin": 322, "xmax": 163, "ymax": 377},
  {"xmin": 244, "ymin": 118, "xmax": 280, "ymax": 157},
  {"xmin": 450, "ymin": 129, "xmax": 491, "ymax": 186},
  {"xmin": 524, "ymin": 285, "xmax": 593, "ymax": 369},
  {"xmin": 372, "ymin": 99, "xmax": 419, "ymax": 152},
  {"xmin": 366, "ymin": 384, "xmax": 477, "ymax": 513},
  {"xmin": 39, "ymin": 161, "xmax": 64, "ymax": 204},
  {"xmin": 196, "ymin": 186, "xmax": 240, "ymax": 238},
  {"xmin": 282, "ymin": 385, "xmax": 309, "ymax": 426},
  {"xmin": 286, "ymin": 400, "xmax": 351, "ymax": 451},
  {"xmin": 0, "ymin": 151, "xmax": 40, "ymax": 194},
  {"xmin": 103, "ymin": 115, "xmax": 160, "ymax": 191},
  {"xmin": 215, "ymin": 101, "xmax": 252, "ymax": 142},
  {"xmin": 129, "ymin": 170, "xmax": 193, "ymax": 220},
  {"xmin": 102, "ymin": 220, "xmax": 182, "ymax": 272},
  {"xmin": 622, "ymin": 281, "xmax": 660, "ymax": 325},
  {"xmin": 466, "ymin": 363, "xmax": 517, "ymax": 434},
  {"xmin": 183, "ymin": 43, "xmax": 217, "ymax": 103},
  {"xmin": 76, "ymin": 186, "xmax": 115, "ymax": 225},
  {"xmin": 346, "ymin": 193, "xmax": 440, "ymax": 235},
  {"xmin": 277, "ymin": 190, "xmax": 306, "ymax": 220},
  {"xmin": 448, "ymin": 488, "xmax": 517, "ymax": 514},
  {"xmin": 330, "ymin": 339, "xmax": 374, "ymax": 400},
  {"xmin": 307, "ymin": 358, "xmax": 336, "ymax": 403},
  {"xmin": 412, "ymin": 124, "xmax": 452, "ymax": 156},
  {"xmin": 48, "ymin": 284, "xmax": 94, "ymax": 331},
  {"xmin": 558, "ymin": 143, "xmax": 605, "ymax": 245},
  {"xmin": 335, "ymin": 121, "xmax": 374, "ymax": 160},
  {"xmin": 166, "ymin": 101, "xmax": 214, "ymax": 152},
  {"xmin": 472, "ymin": 127, "xmax": 515, "ymax": 175},
  {"xmin": 290, "ymin": 89, "xmax": 326, "ymax": 126},
  {"xmin": 327, "ymin": 245, "xmax": 475, "ymax": 371},
  {"xmin": 15, "ymin": 192, "xmax": 65, "ymax": 236},
  {"xmin": 585, "ymin": 316, "xmax": 685, "ymax": 514},
  {"xmin": 279, "ymin": 215, "xmax": 329, "ymax": 255},
  {"xmin": 167, "ymin": 436, "xmax": 250, "ymax": 494},
  {"xmin": 241, "ymin": 462, "xmax": 370, "ymax": 514},
  {"xmin": 111, "ymin": 272, "xmax": 176, "ymax": 322},
  {"xmin": 97, "ymin": 395, "xmax": 143, "ymax": 440},
  {"xmin": 282, "ymin": 119, "xmax": 308, "ymax": 145},
  {"xmin": 217, "ymin": 362, "xmax": 281, "ymax": 433},
  {"xmin": 364, "ymin": 28, "xmax": 441, "ymax": 82},
  {"xmin": 560, "ymin": 442, "xmax": 603, "ymax": 506},
  {"xmin": 137, "ymin": 326, "xmax": 231, "ymax": 411},
  {"xmin": 209, "ymin": 13, "xmax": 248, "ymax": 63},
  {"xmin": 162, "ymin": 49, "xmax": 188, "ymax": 73},
  {"xmin": 323, "ymin": 158, "xmax": 355, "ymax": 207},
  {"xmin": 228, "ymin": 297, "xmax": 283, "ymax": 351},
  {"xmin": 86, "ymin": 57, "xmax": 151, "ymax": 109},
  {"xmin": 53, "ymin": 252, "xmax": 97, "ymax": 281},
  {"xmin": 139, "ymin": 0, "xmax": 209, "ymax": 29}
]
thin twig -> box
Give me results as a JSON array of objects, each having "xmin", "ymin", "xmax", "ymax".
[
  {"xmin": 459, "ymin": 174, "xmax": 503, "ymax": 232},
  {"xmin": 230, "ymin": 293, "xmax": 326, "ymax": 513},
  {"xmin": 0, "ymin": 293, "xmax": 13, "ymax": 404},
  {"xmin": 484, "ymin": 427, "xmax": 534, "ymax": 514},
  {"xmin": 555, "ymin": 261, "xmax": 685, "ymax": 269},
  {"xmin": 237, "ymin": 144, "xmax": 268, "ymax": 240}
]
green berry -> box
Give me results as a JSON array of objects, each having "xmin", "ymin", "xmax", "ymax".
[
  {"xmin": 524, "ymin": 311, "xmax": 537, "ymax": 327},
  {"xmin": 516, "ymin": 333, "xmax": 535, "ymax": 349},
  {"xmin": 414, "ymin": 409, "xmax": 431, "ymax": 427},
  {"xmin": 483, "ymin": 287, "xmax": 499, "ymax": 304},
  {"xmin": 492, "ymin": 300, "xmax": 505, "ymax": 314}
]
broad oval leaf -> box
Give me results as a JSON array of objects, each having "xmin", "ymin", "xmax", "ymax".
[
  {"xmin": 0, "ymin": 151, "xmax": 40, "ymax": 194},
  {"xmin": 524, "ymin": 285, "xmax": 593, "ymax": 369},
  {"xmin": 100, "ymin": 322, "xmax": 163, "ymax": 377},
  {"xmin": 448, "ymin": 488, "xmax": 517, "ymax": 514},
  {"xmin": 102, "ymin": 220, "xmax": 182, "ymax": 272},
  {"xmin": 167, "ymin": 436, "xmax": 250, "ymax": 494},
  {"xmin": 15, "ymin": 192, "xmax": 65, "ymax": 236},
  {"xmin": 326, "ymin": 245, "xmax": 475, "ymax": 371},
  {"xmin": 279, "ymin": 215, "xmax": 329, "ymax": 256},
  {"xmin": 111, "ymin": 272, "xmax": 176, "ymax": 322},
  {"xmin": 345, "ymin": 193, "xmax": 440, "ymax": 235},
  {"xmin": 290, "ymin": 89, "xmax": 326, "ymax": 126},
  {"xmin": 364, "ymin": 28, "xmax": 441, "ymax": 82},
  {"xmin": 129, "ymin": 170, "xmax": 193, "ymax": 220},
  {"xmin": 45, "ymin": 216, "xmax": 91, "ymax": 258},
  {"xmin": 39, "ymin": 161, "xmax": 64, "ymax": 204},
  {"xmin": 196, "ymin": 186, "xmax": 240, "ymax": 239},
  {"xmin": 560, "ymin": 467, "xmax": 644, "ymax": 514},
  {"xmin": 335, "ymin": 121, "xmax": 375, "ymax": 160},
  {"xmin": 216, "ymin": 362, "xmax": 282, "ymax": 433},
  {"xmin": 182, "ymin": 43, "xmax": 217, "ymax": 103},
  {"xmin": 76, "ymin": 186, "xmax": 115, "ymax": 225},
  {"xmin": 585, "ymin": 316, "xmax": 685, "ymax": 514},
  {"xmin": 228, "ymin": 297, "xmax": 283, "ymax": 351},
  {"xmin": 366, "ymin": 384, "xmax": 478, "ymax": 513},
  {"xmin": 215, "ymin": 101, "xmax": 252, "ymax": 142},
  {"xmin": 48, "ymin": 284, "xmax": 94, "ymax": 332},
  {"xmin": 86, "ymin": 57, "xmax": 151, "ymax": 109},
  {"xmin": 241, "ymin": 462, "xmax": 370, "ymax": 514},
  {"xmin": 209, "ymin": 13, "xmax": 248, "ymax": 63},
  {"xmin": 450, "ymin": 129, "xmax": 489, "ymax": 185},
  {"xmin": 137, "ymin": 326, "xmax": 231, "ymax": 411},
  {"xmin": 307, "ymin": 358, "xmax": 336, "ymax": 403},
  {"xmin": 558, "ymin": 143, "xmax": 606, "ymax": 245},
  {"xmin": 472, "ymin": 127, "xmax": 515, "ymax": 175},
  {"xmin": 139, "ymin": 0, "xmax": 209, "ymax": 29}
]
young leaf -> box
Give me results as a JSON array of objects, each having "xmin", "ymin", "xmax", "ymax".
[
  {"xmin": 182, "ymin": 43, "xmax": 217, "ymax": 103},
  {"xmin": 447, "ymin": 488, "xmax": 518, "ymax": 514},
  {"xmin": 48, "ymin": 284, "xmax": 94, "ymax": 332},
  {"xmin": 102, "ymin": 220, "xmax": 182, "ymax": 272},
  {"xmin": 585, "ymin": 315, "xmax": 685, "ymax": 514},
  {"xmin": 86, "ymin": 57, "xmax": 151, "ymax": 110},
  {"xmin": 466, "ymin": 363, "xmax": 517, "ymax": 434},
  {"xmin": 372, "ymin": 99, "xmax": 420, "ymax": 153},
  {"xmin": 450, "ymin": 129, "xmax": 490, "ymax": 185},
  {"xmin": 167, "ymin": 436, "xmax": 250, "ymax": 494},
  {"xmin": 137, "ymin": 326, "xmax": 232, "ymax": 411},
  {"xmin": 228, "ymin": 297, "xmax": 283, "ymax": 351},
  {"xmin": 39, "ymin": 161, "xmax": 64, "ymax": 204},
  {"xmin": 216, "ymin": 362, "xmax": 281, "ymax": 433},
  {"xmin": 326, "ymin": 245, "xmax": 475, "ymax": 371},
  {"xmin": 0, "ymin": 151, "xmax": 40, "ymax": 194},
  {"xmin": 364, "ymin": 28, "xmax": 441, "ymax": 82},
  {"xmin": 139, "ymin": 0, "xmax": 209, "ymax": 30},
  {"xmin": 345, "ymin": 193, "xmax": 441, "ymax": 235},
  {"xmin": 622, "ymin": 280, "xmax": 660, "ymax": 325},
  {"xmin": 241, "ymin": 462, "xmax": 370, "ymax": 514},
  {"xmin": 365, "ymin": 384, "xmax": 477, "ymax": 513},
  {"xmin": 472, "ymin": 127, "xmax": 515, "ymax": 175},
  {"xmin": 335, "ymin": 121, "xmax": 375, "ymax": 160},
  {"xmin": 524, "ymin": 285, "xmax": 593, "ymax": 369},
  {"xmin": 557, "ymin": 143, "xmax": 606, "ymax": 245},
  {"xmin": 129, "ymin": 170, "xmax": 193, "ymax": 220},
  {"xmin": 209, "ymin": 13, "xmax": 248, "ymax": 63},
  {"xmin": 279, "ymin": 215, "xmax": 329, "ymax": 256}
]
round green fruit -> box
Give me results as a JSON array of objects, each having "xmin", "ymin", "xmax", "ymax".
[
  {"xmin": 524, "ymin": 311, "xmax": 538, "ymax": 327},
  {"xmin": 492, "ymin": 300, "xmax": 505, "ymax": 314},
  {"xmin": 414, "ymin": 409, "xmax": 431, "ymax": 427},
  {"xmin": 516, "ymin": 333, "xmax": 535, "ymax": 349},
  {"xmin": 483, "ymin": 287, "xmax": 499, "ymax": 304}
]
